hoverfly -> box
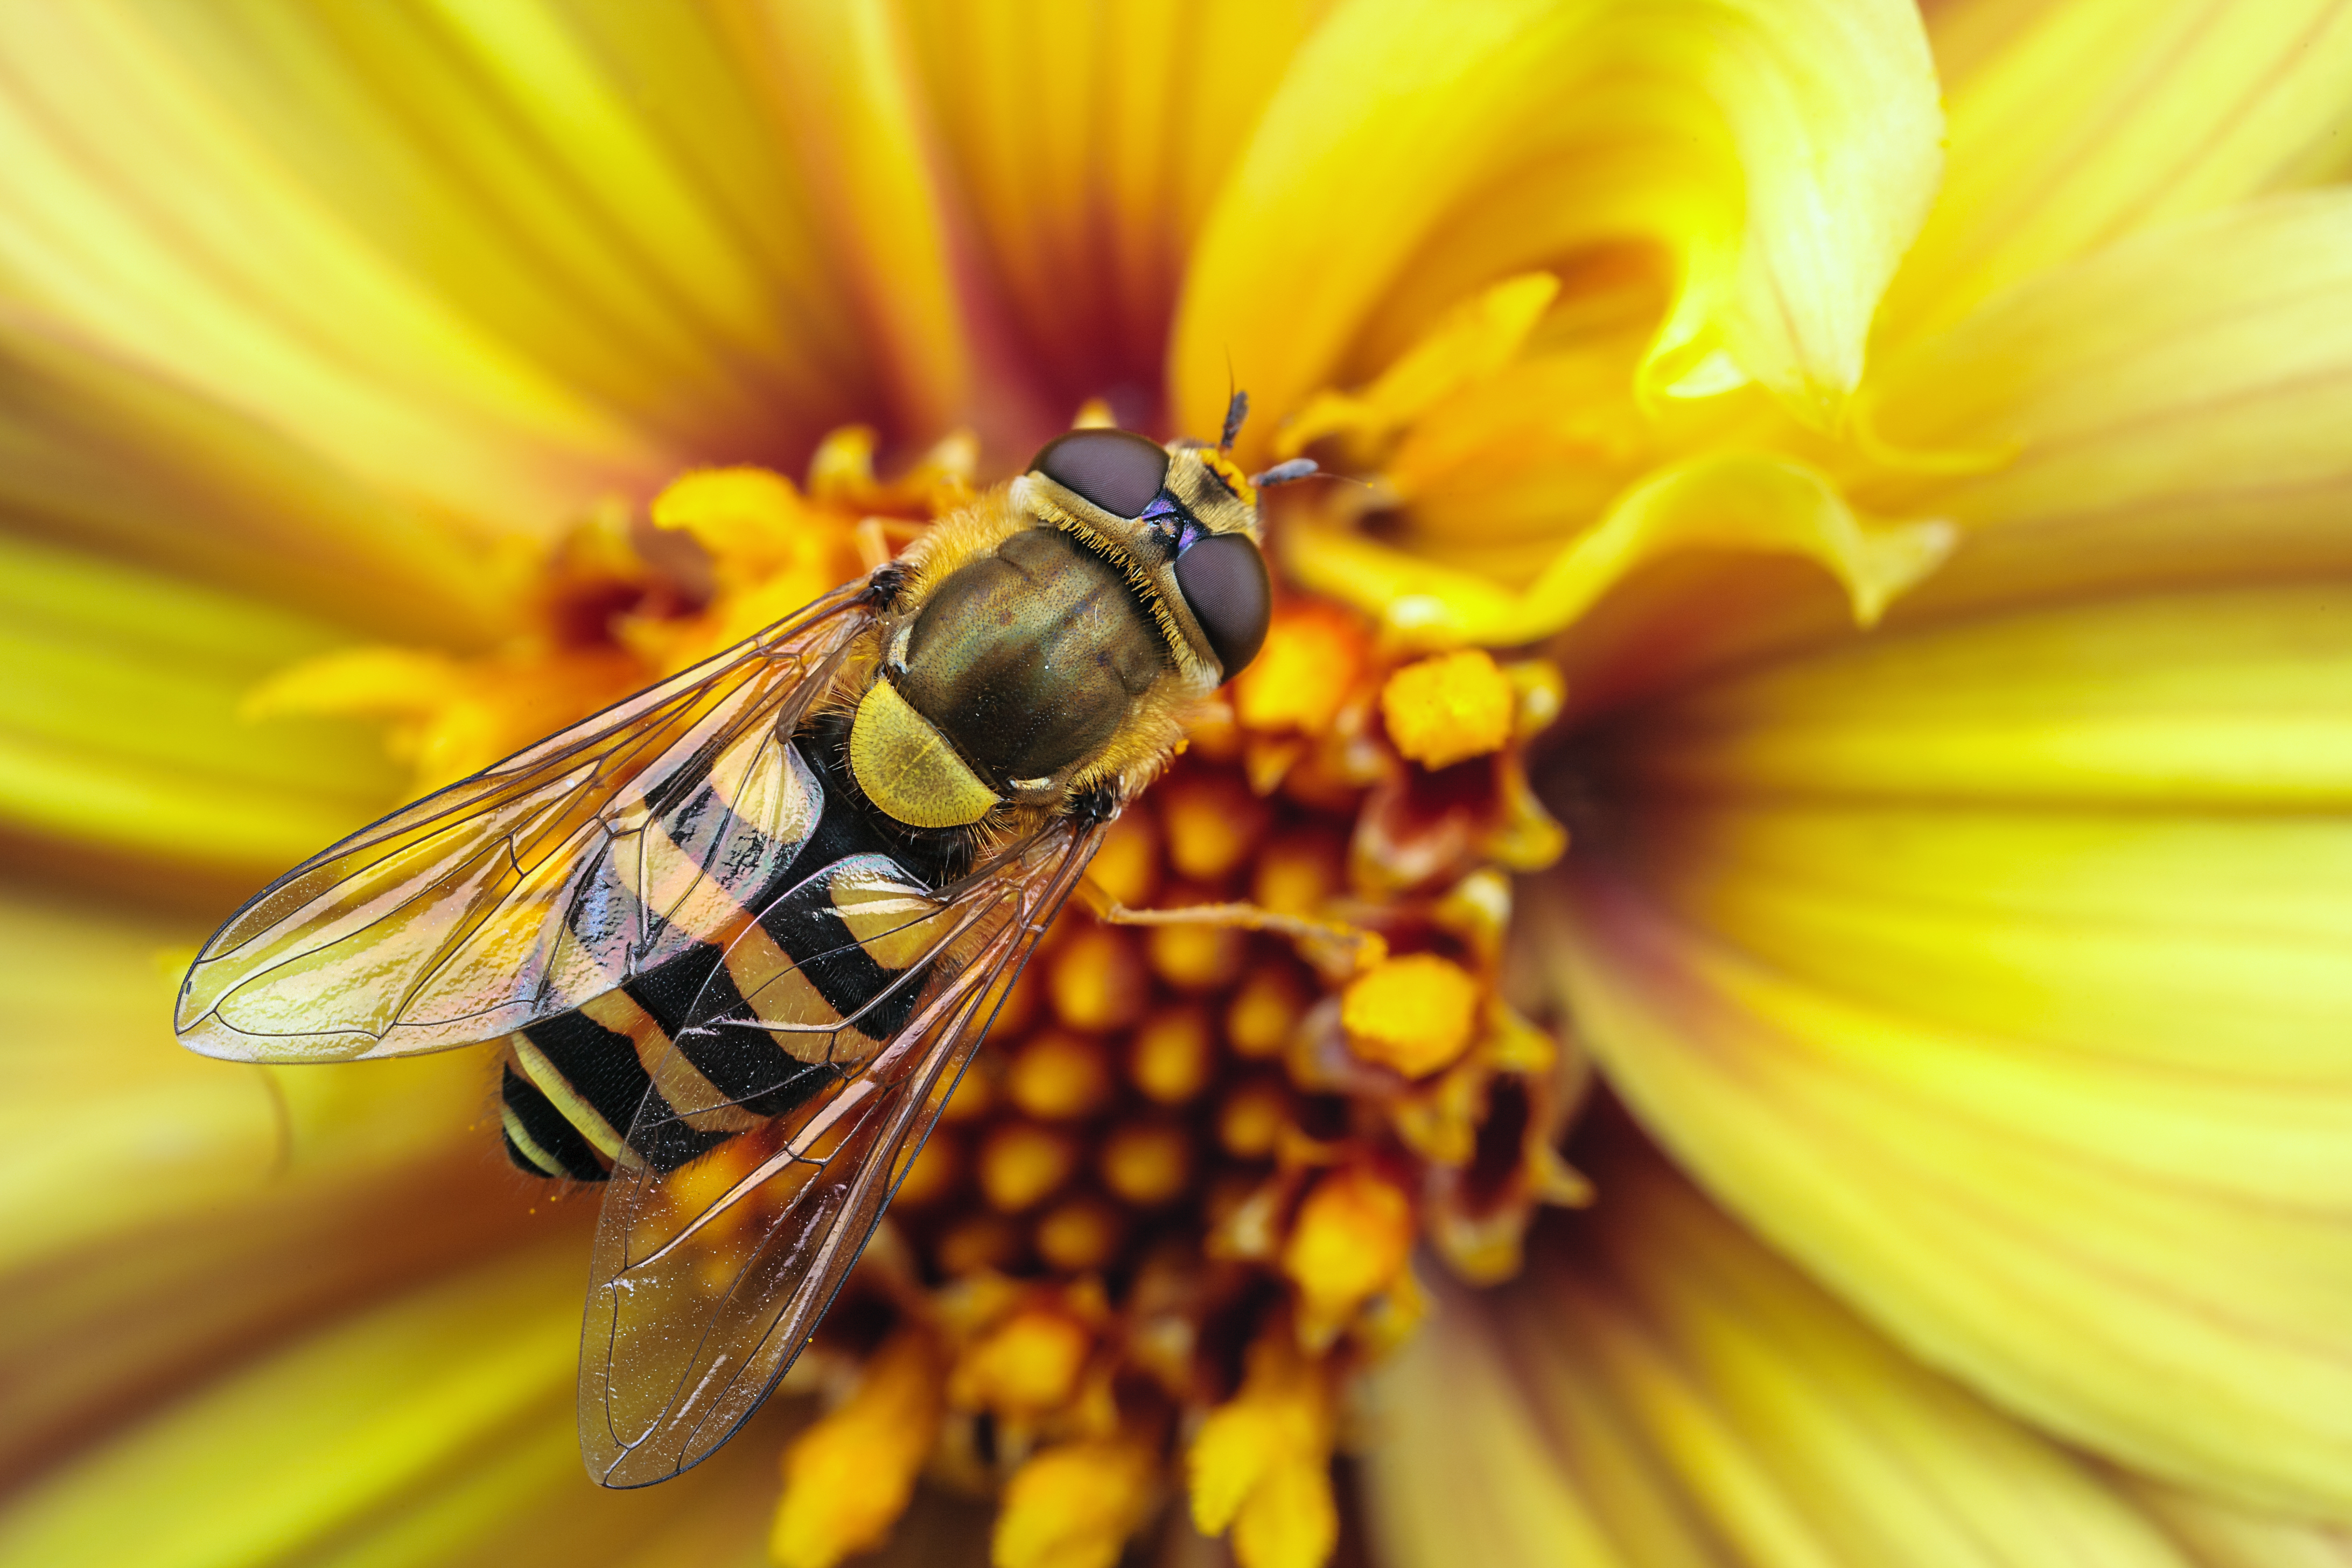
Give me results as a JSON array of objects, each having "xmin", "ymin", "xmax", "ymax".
[{"xmin": 175, "ymin": 399, "xmax": 1312, "ymax": 1487}]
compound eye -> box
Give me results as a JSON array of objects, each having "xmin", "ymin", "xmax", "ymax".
[
  {"xmin": 1030, "ymin": 429, "xmax": 1170, "ymax": 517},
  {"xmin": 1173, "ymin": 533, "xmax": 1271, "ymax": 678}
]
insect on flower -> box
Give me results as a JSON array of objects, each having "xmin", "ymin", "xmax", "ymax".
[{"xmin": 173, "ymin": 397, "xmax": 1321, "ymax": 1488}]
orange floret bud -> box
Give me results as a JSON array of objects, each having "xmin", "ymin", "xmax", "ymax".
[
  {"xmin": 1217, "ymin": 1079, "xmax": 1291, "ymax": 1160},
  {"xmin": 1235, "ymin": 605, "xmax": 1366, "ymax": 737},
  {"xmin": 1048, "ymin": 927, "xmax": 1149, "ymax": 1032},
  {"xmin": 1035, "ymin": 1194, "xmax": 1125, "ymax": 1272},
  {"xmin": 1380, "ymin": 648, "xmax": 1514, "ymax": 770},
  {"xmin": 952, "ymin": 1307, "xmax": 1093, "ymax": 1418},
  {"xmin": 1147, "ymin": 916, "xmax": 1245, "ymax": 991},
  {"xmin": 1007, "ymin": 1030, "xmax": 1114, "ymax": 1121},
  {"xmin": 1282, "ymin": 1168, "xmax": 1413, "ymax": 1350},
  {"xmin": 1225, "ymin": 962, "xmax": 1307, "ymax": 1060},
  {"xmin": 1129, "ymin": 1006, "xmax": 1215, "ymax": 1105},
  {"xmin": 1340, "ymin": 953, "xmax": 1480, "ymax": 1079},
  {"xmin": 891, "ymin": 1128, "xmax": 961, "ymax": 1208},
  {"xmin": 937, "ymin": 1213, "xmax": 1021, "ymax": 1276},
  {"xmin": 1158, "ymin": 773, "xmax": 1271, "ymax": 883},
  {"xmin": 1100, "ymin": 1121, "xmax": 1194, "ymax": 1207},
  {"xmin": 980, "ymin": 1122, "xmax": 1080, "ymax": 1212},
  {"xmin": 1083, "ymin": 808, "xmax": 1160, "ymax": 907},
  {"xmin": 1251, "ymin": 829, "xmax": 1344, "ymax": 917},
  {"xmin": 992, "ymin": 1437, "xmax": 1157, "ymax": 1568},
  {"xmin": 772, "ymin": 1327, "xmax": 943, "ymax": 1568}
]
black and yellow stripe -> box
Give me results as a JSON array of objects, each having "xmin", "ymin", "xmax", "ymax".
[{"xmin": 500, "ymin": 726, "xmax": 964, "ymax": 1182}]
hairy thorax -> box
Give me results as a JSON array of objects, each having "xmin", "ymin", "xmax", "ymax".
[{"xmin": 899, "ymin": 527, "xmax": 1170, "ymax": 790}]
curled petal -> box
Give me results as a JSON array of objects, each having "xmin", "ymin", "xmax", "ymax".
[
  {"xmin": 1284, "ymin": 452, "xmax": 1952, "ymax": 649},
  {"xmin": 1174, "ymin": 0, "xmax": 1940, "ymax": 446}
]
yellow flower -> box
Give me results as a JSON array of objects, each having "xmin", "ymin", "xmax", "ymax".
[{"xmin": 4, "ymin": 5, "xmax": 2352, "ymax": 1568}]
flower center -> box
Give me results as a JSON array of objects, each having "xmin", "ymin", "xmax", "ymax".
[{"xmin": 262, "ymin": 424, "xmax": 1582, "ymax": 1568}]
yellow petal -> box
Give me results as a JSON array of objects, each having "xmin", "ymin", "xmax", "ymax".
[
  {"xmin": 0, "ymin": 5, "xmax": 701, "ymax": 531},
  {"xmin": 1620, "ymin": 586, "xmax": 2352, "ymax": 809},
  {"xmin": 1276, "ymin": 274, "xmax": 1560, "ymax": 463},
  {"xmin": 992, "ymin": 1436, "xmax": 1157, "ymax": 1568},
  {"xmin": 2, "ymin": 1223, "xmax": 810, "ymax": 1567},
  {"xmin": 1285, "ymin": 452, "xmax": 1953, "ymax": 650},
  {"xmin": 0, "ymin": 317, "xmax": 500, "ymax": 641},
  {"xmin": 899, "ymin": 0, "xmax": 1325, "ymax": 418},
  {"xmin": 1541, "ymin": 583, "xmax": 2352, "ymax": 1516},
  {"xmin": 0, "ymin": 888, "xmax": 274, "ymax": 1276},
  {"xmin": 1881, "ymin": 0, "xmax": 2352, "ymax": 347},
  {"xmin": 1232, "ymin": 1458, "xmax": 1339, "ymax": 1568},
  {"xmin": 0, "ymin": 881, "xmax": 490, "ymax": 1277},
  {"xmin": 1174, "ymin": 0, "xmax": 1940, "ymax": 447},
  {"xmin": 1364, "ymin": 1135, "xmax": 2351, "ymax": 1567},
  {"xmin": 727, "ymin": 0, "xmax": 992, "ymax": 444},
  {"xmin": 0, "ymin": 533, "xmax": 404, "ymax": 873},
  {"xmin": 0, "ymin": 1244, "xmax": 575, "ymax": 1567},
  {"xmin": 1859, "ymin": 192, "xmax": 2352, "ymax": 617}
]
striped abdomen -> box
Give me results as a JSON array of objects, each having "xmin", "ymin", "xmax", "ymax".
[{"xmin": 500, "ymin": 729, "xmax": 963, "ymax": 1182}]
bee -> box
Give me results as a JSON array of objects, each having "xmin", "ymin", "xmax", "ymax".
[{"xmin": 174, "ymin": 397, "xmax": 1314, "ymax": 1487}]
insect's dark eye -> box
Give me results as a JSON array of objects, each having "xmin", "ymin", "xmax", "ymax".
[
  {"xmin": 1173, "ymin": 533, "xmax": 1271, "ymax": 678},
  {"xmin": 1030, "ymin": 429, "xmax": 1170, "ymax": 517}
]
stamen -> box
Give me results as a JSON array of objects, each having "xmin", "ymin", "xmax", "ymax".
[
  {"xmin": 993, "ymin": 1436, "xmax": 1157, "ymax": 1568},
  {"xmin": 951, "ymin": 1307, "xmax": 1093, "ymax": 1418},
  {"xmin": 1128, "ymin": 1007, "xmax": 1215, "ymax": 1105},
  {"xmin": 1099, "ymin": 1121, "xmax": 1193, "ymax": 1208},
  {"xmin": 1005, "ymin": 1030, "xmax": 1115, "ymax": 1121},
  {"xmin": 978, "ymin": 1122, "xmax": 1080, "ymax": 1213},
  {"xmin": 1380, "ymin": 648, "xmax": 1516, "ymax": 770},
  {"xmin": 1189, "ymin": 1326, "xmax": 1339, "ymax": 1568},
  {"xmin": 1283, "ymin": 1169, "xmax": 1415, "ymax": 1352},
  {"xmin": 1341, "ymin": 954, "xmax": 1481, "ymax": 1079},
  {"xmin": 771, "ymin": 1328, "xmax": 944, "ymax": 1568}
]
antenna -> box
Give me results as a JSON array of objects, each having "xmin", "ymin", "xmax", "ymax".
[
  {"xmin": 1220, "ymin": 389, "xmax": 1249, "ymax": 451},
  {"xmin": 1249, "ymin": 457, "xmax": 1319, "ymax": 487}
]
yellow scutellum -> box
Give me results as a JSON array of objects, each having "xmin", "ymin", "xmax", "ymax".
[
  {"xmin": 1379, "ymin": 649, "xmax": 1515, "ymax": 770},
  {"xmin": 771, "ymin": 1328, "xmax": 945, "ymax": 1568},
  {"xmin": 1190, "ymin": 1328, "xmax": 1340, "ymax": 1568},
  {"xmin": 992, "ymin": 1436, "xmax": 1158, "ymax": 1568}
]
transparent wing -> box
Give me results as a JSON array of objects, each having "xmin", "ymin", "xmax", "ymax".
[
  {"xmin": 579, "ymin": 812, "xmax": 1111, "ymax": 1487},
  {"xmin": 176, "ymin": 578, "xmax": 881, "ymax": 1062}
]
